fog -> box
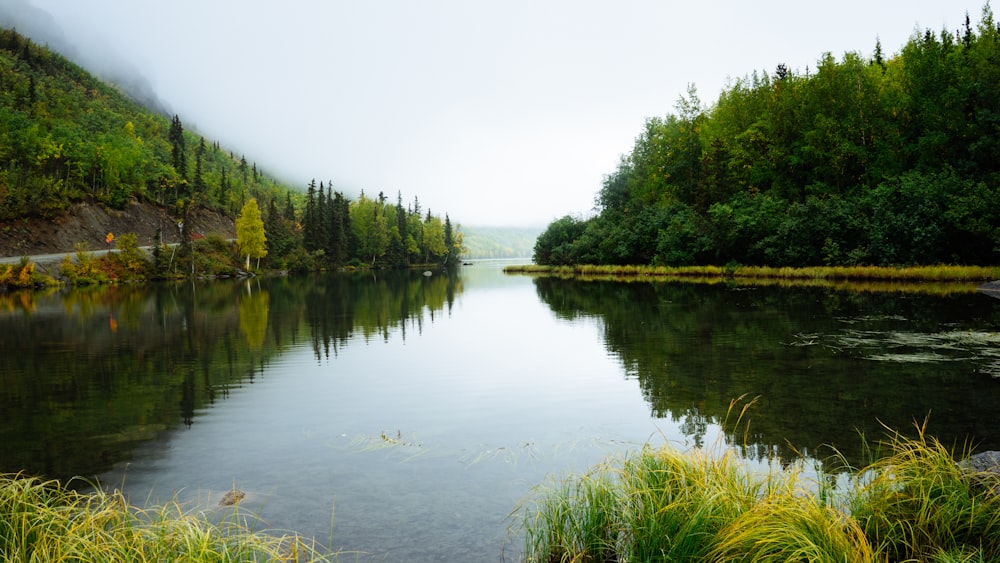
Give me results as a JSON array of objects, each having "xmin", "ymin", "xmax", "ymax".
[{"xmin": 1, "ymin": 0, "xmax": 981, "ymax": 227}]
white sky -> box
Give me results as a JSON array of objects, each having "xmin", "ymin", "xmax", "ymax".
[{"xmin": 20, "ymin": 1, "xmax": 986, "ymax": 226}]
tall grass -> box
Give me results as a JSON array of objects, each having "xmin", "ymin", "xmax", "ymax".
[
  {"xmin": 505, "ymin": 263, "xmax": 1000, "ymax": 290},
  {"xmin": 519, "ymin": 421, "xmax": 1000, "ymax": 562},
  {"xmin": 0, "ymin": 474, "xmax": 333, "ymax": 562},
  {"xmin": 849, "ymin": 423, "xmax": 1000, "ymax": 562}
]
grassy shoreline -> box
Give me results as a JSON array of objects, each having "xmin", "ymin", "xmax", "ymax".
[
  {"xmin": 519, "ymin": 425, "xmax": 1000, "ymax": 562},
  {"xmin": 505, "ymin": 264, "xmax": 1000, "ymax": 294},
  {"xmin": 505, "ymin": 263, "xmax": 1000, "ymax": 281},
  {"xmin": 0, "ymin": 474, "xmax": 335, "ymax": 562}
]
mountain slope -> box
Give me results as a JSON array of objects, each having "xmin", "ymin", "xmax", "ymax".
[{"xmin": 0, "ymin": 25, "xmax": 292, "ymax": 223}]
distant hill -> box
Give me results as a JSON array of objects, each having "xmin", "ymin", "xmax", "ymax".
[{"xmin": 461, "ymin": 226, "xmax": 541, "ymax": 259}]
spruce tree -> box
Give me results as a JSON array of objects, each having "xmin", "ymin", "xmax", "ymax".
[
  {"xmin": 444, "ymin": 214, "xmax": 453, "ymax": 264},
  {"xmin": 304, "ymin": 179, "xmax": 318, "ymax": 251},
  {"xmin": 169, "ymin": 115, "xmax": 187, "ymax": 181}
]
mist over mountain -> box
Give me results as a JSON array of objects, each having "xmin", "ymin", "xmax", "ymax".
[{"xmin": 0, "ymin": 0, "xmax": 171, "ymax": 115}]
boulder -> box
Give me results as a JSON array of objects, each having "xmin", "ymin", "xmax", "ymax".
[
  {"xmin": 959, "ymin": 451, "xmax": 1000, "ymax": 495},
  {"xmin": 977, "ymin": 281, "xmax": 1000, "ymax": 299}
]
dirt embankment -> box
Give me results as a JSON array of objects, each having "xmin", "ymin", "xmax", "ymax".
[{"xmin": 0, "ymin": 200, "xmax": 235, "ymax": 258}]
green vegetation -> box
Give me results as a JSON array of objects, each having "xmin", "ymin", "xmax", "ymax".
[
  {"xmin": 534, "ymin": 6, "xmax": 1000, "ymax": 268},
  {"xmin": 0, "ymin": 26, "xmax": 464, "ymax": 274},
  {"xmin": 0, "ymin": 474, "xmax": 332, "ymax": 562},
  {"xmin": 0, "ymin": 27, "xmax": 288, "ymax": 220},
  {"xmin": 520, "ymin": 422, "xmax": 1000, "ymax": 562}
]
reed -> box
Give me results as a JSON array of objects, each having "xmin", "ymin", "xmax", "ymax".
[{"xmin": 0, "ymin": 473, "xmax": 333, "ymax": 562}]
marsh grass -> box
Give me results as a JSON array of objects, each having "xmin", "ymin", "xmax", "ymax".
[
  {"xmin": 519, "ymin": 418, "xmax": 1000, "ymax": 562},
  {"xmin": 0, "ymin": 473, "xmax": 333, "ymax": 562},
  {"xmin": 504, "ymin": 263, "xmax": 999, "ymax": 294}
]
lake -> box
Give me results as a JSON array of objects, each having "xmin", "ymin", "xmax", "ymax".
[{"xmin": 3, "ymin": 261, "xmax": 1000, "ymax": 561}]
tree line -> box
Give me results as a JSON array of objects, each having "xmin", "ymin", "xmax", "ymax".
[
  {"xmin": 535, "ymin": 6, "xmax": 1000, "ymax": 267},
  {"xmin": 260, "ymin": 181, "xmax": 463, "ymax": 271}
]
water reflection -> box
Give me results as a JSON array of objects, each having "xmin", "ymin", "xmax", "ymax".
[
  {"xmin": 0, "ymin": 271, "xmax": 462, "ymax": 481},
  {"xmin": 532, "ymin": 277, "xmax": 1000, "ymax": 469}
]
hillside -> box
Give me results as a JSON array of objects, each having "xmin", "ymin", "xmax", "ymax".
[
  {"xmin": 0, "ymin": 26, "xmax": 466, "ymax": 270},
  {"xmin": 0, "ymin": 25, "xmax": 471, "ymax": 270},
  {"xmin": 0, "ymin": 26, "xmax": 293, "ymax": 253}
]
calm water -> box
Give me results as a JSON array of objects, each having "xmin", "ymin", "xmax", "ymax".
[{"xmin": 3, "ymin": 263, "xmax": 1000, "ymax": 560}]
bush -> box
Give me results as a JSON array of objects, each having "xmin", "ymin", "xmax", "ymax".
[{"xmin": 0, "ymin": 256, "xmax": 58, "ymax": 289}]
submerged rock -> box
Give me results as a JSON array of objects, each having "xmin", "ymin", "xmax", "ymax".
[{"xmin": 218, "ymin": 489, "xmax": 245, "ymax": 506}]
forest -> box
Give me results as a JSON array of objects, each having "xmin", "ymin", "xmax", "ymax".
[
  {"xmin": 0, "ymin": 26, "xmax": 463, "ymax": 272},
  {"xmin": 535, "ymin": 6, "xmax": 1000, "ymax": 268}
]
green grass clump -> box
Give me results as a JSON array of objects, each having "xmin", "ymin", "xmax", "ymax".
[
  {"xmin": 850, "ymin": 427, "xmax": 1000, "ymax": 562},
  {"xmin": 0, "ymin": 474, "xmax": 332, "ymax": 562},
  {"xmin": 520, "ymin": 424, "xmax": 1000, "ymax": 562}
]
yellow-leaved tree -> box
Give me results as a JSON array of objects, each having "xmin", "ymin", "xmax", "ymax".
[{"xmin": 236, "ymin": 198, "xmax": 267, "ymax": 270}]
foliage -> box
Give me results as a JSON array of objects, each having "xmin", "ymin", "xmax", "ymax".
[
  {"xmin": 60, "ymin": 242, "xmax": 110, "ymax": 285},
  {"xmin": 0, "ymin": 256, "xmax": 57, "ymax": 289},
  {"xmin": 535, "ymin": 5, "xmax": 1000, "ymax": 267},
  {"xmin": 300, "ymin": 185, "xmax": 463, "ymax": 269},
  {"xmin": 520, "ymin": 425, "xmax": 1000, "ymax": 562}
]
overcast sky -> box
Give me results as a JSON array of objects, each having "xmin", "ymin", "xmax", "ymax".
[{"xmin": 9, "ymin": 1, "xmax": 987, "ymax": 227}]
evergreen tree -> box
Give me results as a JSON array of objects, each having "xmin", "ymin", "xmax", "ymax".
[
  {"xmin": 444, "ymin": 214, "xmax": 454, "ymax": 264},
  {"xmin": 328, "ymin": 190, "xmax": 347, "ymax": 265},
  {"xmin": 316, "ymin": 181, "xmax": 329, "ymax": 254},
  {"xmin": 168, "ymin": 115, "xmax": 187, "ymax": 180},
  {"xmin": 193, "ymin": 137, "xmax": 206, "ymax": 200},
  {"xmin": 303, "ymin": 179, "xmax": 318, "ymax": 251}
]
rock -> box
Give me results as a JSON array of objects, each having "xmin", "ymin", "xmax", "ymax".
[
  {"xmin": 978, "ymin": 281, "xmax": 1000, "ymax": 299},
  {"xmin": 218, "ymin": 489, "xmax": 245, "ymax": 506},
  {"xmin": 959, "ymin": 451, "xmax": 1000, "ymax": 494},
  {"xmin": 961, "ymin": 451, "xmax": 1000, "ymax": 473}
]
